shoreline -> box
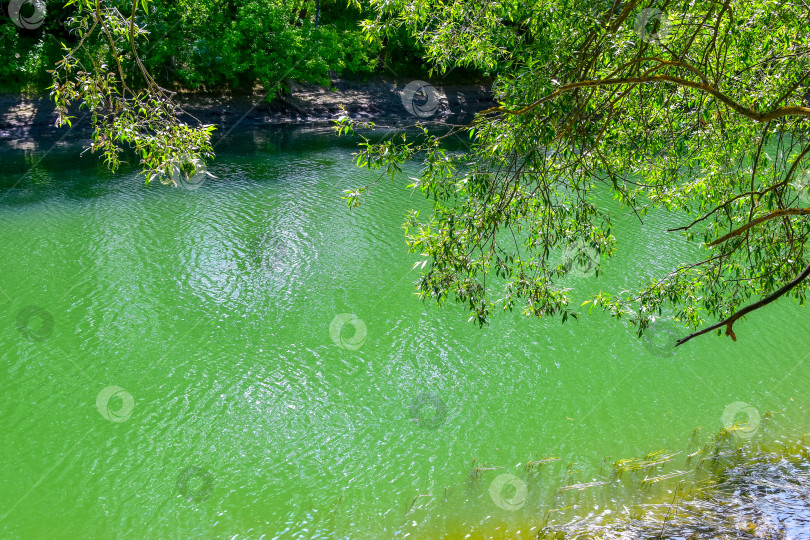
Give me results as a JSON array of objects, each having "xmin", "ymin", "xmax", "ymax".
[{"xmin": 0, "ymin": 76, "xmax": 496, "ymax": 142}]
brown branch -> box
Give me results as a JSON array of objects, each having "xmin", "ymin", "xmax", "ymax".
[
  {"xmin": 709, "ymin": 208, "xmax": 810, "ymax": 246},
  {"xmin": 95, "ymin": 1, "xmax": 131, "ymax": 98},
  {"xmin": 676, "ymin": 261, "xmax": 810, "ymax": 346},
  {"xmin": 571, "ymin": 0, "xmax": 639, "ymax": 80},
  {"xmin": 668, "ymin": 143, "xmax": 810, "ymax": 233},
  {"xmin": 480, "ymin": 75, "xmax": 810, "ymax": 122}
]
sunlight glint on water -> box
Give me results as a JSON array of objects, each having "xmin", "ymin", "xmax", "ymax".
[{"xmin": 1, "ymin": 129, "xmax": 810, "ymax": 538}]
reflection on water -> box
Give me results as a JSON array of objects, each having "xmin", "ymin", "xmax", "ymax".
[{"xmin": 0, "ymin": 128, "xmax": 809, "ymax": 538}]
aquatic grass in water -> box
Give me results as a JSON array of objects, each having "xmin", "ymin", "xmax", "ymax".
[
  {"xmin": 613, "ymin": 450, "xmax": 681, "ymax": 478},
  {"xmin": 532, "ymin": 417, "xmax": 810, "ymax": 538},
  {"xmin": 538, "ymin": 441, "xmax": 810, "ymax": 538}
]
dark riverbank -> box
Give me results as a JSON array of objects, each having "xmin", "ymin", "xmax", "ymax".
[{"xmin": 0, "ymin": 76, "xmax": 495, "ymax": 143}]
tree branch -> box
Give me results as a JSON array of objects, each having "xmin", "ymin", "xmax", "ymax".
[
  {"xmin": 481, "ymin": 75, "xmax": 810, "ymax": 122},
  {"xmin": 676, "ymin": 261, "xmax": 810, "ymax": 346},
  {"xmin": 668, "ymin": 143, "xmax": 810, "ymax": 233},
  {"xmin": 709, "ymin": 208, "xmax": 810, "ymax": 246}
]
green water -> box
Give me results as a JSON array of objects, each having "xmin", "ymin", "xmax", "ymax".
[{"xmin": 1, "ymin": 129, "xmax": 810, "ymax": 539}]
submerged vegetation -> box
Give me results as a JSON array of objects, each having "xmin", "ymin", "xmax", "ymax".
[
  {"xmin": 484, "ymin": 413, "xmax": 809, "ymax": 538},
  {"xmin": 537, "ymin": 437, "xmax": 810, "ymax": 538}
]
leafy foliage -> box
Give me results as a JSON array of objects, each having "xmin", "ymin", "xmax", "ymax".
[
  {"xmin": 0, "ymin": 0, "xmax": 414, "ymax": 93},
  {"xmin": 49, "ymin": 0, "xmax": 216, "ymax": 186},
  {"xmin": 339, "ymin": 0, "xmax": 810, "ymax": 343},
  {"xmin": 137, "ymin": 0, "xmax": 383, "ymax": 94},
  {"xmin": 8, "ymin": 0, "xmax": 810, "ymax": 344}
]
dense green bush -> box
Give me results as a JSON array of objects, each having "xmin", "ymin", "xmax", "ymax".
[
  {"xmin": 0, "ymin": 1, "xmax": 63, "ymax": 92},
  {"xmin": 0, "ymin": 0, "xmax": 420, "ymax": 94}
]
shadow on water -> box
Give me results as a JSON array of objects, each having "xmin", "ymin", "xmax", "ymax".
[{"xmin": 0, "ymin": 125, "xmax": 467, "ymax": 207}]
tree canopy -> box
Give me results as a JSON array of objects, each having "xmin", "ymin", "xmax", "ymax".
[{"xmin": 340, "ymin": 0, "xmax": 810, "ymax": 344}]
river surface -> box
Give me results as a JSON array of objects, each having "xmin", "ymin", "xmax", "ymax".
[{"xmin": 1, "ymin": 128, "xmax": 810, "ymax": 539}]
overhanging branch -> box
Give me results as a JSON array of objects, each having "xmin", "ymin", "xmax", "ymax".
[
  {"xmin": 481, "ymin": 75, "xmax": 810, "ymax": 123},
  {"xmin": 709, "ymin": 208, "xmax": 810, "ymax": 246},
  {"xmin": 676, "ymin": 261, "xmax": 810, "ymax": 346}
]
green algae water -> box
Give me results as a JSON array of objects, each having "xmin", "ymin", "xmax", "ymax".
[{"xmin": 2, "ymin": 128, "xmax": 810, "ymax": 539}]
